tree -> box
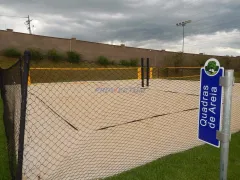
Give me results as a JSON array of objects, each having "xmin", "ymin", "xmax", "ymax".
[{"xmin": 205, "ymin": 61, "xmax": 219, "ymax": 75}]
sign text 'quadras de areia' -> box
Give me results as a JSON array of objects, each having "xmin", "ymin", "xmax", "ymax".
[{"xmin": 198, "ymin": 58, "xmax": 224, "ymax": 148}]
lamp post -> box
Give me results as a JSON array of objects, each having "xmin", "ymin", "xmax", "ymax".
[{"xmin": 176, "ymin": 20, "xmax": 191, "ymax": 53}]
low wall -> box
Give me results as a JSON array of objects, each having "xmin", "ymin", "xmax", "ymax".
[{"xmin": 0, "ymin": 29, "xmax": 240, "ymax": 68}]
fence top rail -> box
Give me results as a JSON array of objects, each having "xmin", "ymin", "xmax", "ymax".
[
  {"xmin": 30, "ymin": 67, "xmax": 140, "ymax": 71},
  {"xmin": 161, "ymin": 75, "xmax": 200, "ymax": 79},
  {"xmin": 30, "ymin": 67, "xmax": 202, "ymax": 71},
  {"xmin": 159, "ymin": 67, "xmax": 202, "ymax": 69}
]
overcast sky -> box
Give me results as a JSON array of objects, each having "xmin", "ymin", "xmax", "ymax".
[{"xmin": 0, "ymin": 0, "xmax": 240, "ymax": 56}]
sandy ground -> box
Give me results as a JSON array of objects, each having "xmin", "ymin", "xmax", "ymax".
[{"xmin": 20, "ymin": 79, "xmax": 240, "ymax": 180}]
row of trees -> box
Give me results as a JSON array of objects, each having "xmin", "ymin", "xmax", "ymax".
[
  {"xmin": 1, "ymin": 48, "xmax": 139, "ymax": 67},
  {"xmin": 2, "ymin": 48, "xmax": 237, "ymax": 68},
  {"xmin": 2, "ymin": 48, "xmax": 81, "ymax": 63}
]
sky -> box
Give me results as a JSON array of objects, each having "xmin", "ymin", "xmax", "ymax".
[{"xmin": 0, "ymin": 0, "xmax": 240, "ymax": 56}]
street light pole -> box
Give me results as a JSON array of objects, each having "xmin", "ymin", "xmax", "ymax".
[
  {"xmin": 176, "ymin": 20, "xmax": 191, "ymax": 53},
  {"xmin": 183, "ymin": 24, "xmax": 184, "ymax": 53}
]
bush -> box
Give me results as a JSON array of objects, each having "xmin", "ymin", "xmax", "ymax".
[
  {"xmin": 47, "ymin": 49, "xmax": 63, "ymax": 62},
  {"xmin": 120, "ymin": 59, "xmax": 138, "ymax": 67},
  {"xmin": 3, "ymin": 48, "xmax": 21, "ymax": 58},
  {"xmin": 130, "ymin": 58, "xmax": 138, "ymax": 66},
  {"xmin": 27, "ymin": 48, "xmax": 44, "ymax": 61},
  {"xmin": 67, "ymin": 51, "xmax": 81, "ymax": 63},
  {"xmin": 97, "ymin": 56, "xmax": 110, "ymax": 66},
  {"xmin": 120, "ymin": 60, "xmax": 130, "ymax": 66}
]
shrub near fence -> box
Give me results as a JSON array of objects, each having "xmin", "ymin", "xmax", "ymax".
[
  {"xmin": 47, "ymin": 49, "xmax": 64, "ymax": 62},
  {"xmin": 120, "ymin": 59, "xmax": 139, "ymax": 67},
  {"xmin": 67, "ymin": 51, "xmax": 81, "ymax": 64},
  {"xmin": 97, "ymin": 56, "xmax": 110, "ymax": 66},
  {"xmin": 27, "ymin": 48, "xmax": 44, "ymax": 62},
  {"xmin": 2, "ymin": 48, "xmax": 22, "ymax": 58}
]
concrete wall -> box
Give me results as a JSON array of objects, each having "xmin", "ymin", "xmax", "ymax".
[
  {"xmin": 1, "ymin": 29, "xmax": 240, "ymax": 68},
  {"xmin": 0, "ymin": 29, "xmax": 70, "ymax": 52}
]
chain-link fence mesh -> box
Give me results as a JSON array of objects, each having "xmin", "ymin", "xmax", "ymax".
[
  {"xmin": 0, "ymin": 59, "xmax": 22, "ymax": 179},
  {"xmin": 1, "ymin": 56, "xmax": 240, "ymax": 180}
]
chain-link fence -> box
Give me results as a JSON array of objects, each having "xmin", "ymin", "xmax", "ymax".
[
  {"xmin": 0, "ymin": 61, "xmax": 21, "ymax": 180},
  {"xmin": 0, "ymin": 51, "xmax": 30, "ymax": 180},
  {"xmin": 1, "ymin": 54, "xmax": 240, "ymax": 180}
]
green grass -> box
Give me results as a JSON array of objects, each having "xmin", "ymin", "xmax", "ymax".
[
  {"xmin": 30, "ymin": 68, "xmax": 139, "ymax": 83},
  {"xmin": 0, "ymin": 99, "xmax": 11, "ymax": 180},
  {"xmin": 0, "ymin": 56, "xmax": 18, "ymax": 69},
  {"xmin": 105, "ymin": 132, "xmax": 240, "ymax": 180},
  {"xmin": 30, "ymin": 59, "xmax": 121, "ymax": 68},
  {"xmin": 29, "ymin": 60, "xmax": 139, "ymax": 83},
  {"xmin": 234, "ymin": 72, "xmax": 240, "ymax": 83}
]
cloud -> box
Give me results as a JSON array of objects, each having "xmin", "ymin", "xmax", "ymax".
[{"xmin": 0, "ymin": 0, "xmax": 239, "ymax": 56}]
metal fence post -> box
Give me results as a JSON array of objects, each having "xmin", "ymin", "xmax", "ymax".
[
  {"xmin": 146, "ymin": 58, "xmax": 150, "ymax": 87},
  {"xmin": 16, "ymin": 51, "xmax": 31, "ymax": 180},
  {"xmin": 218, "ymin": 70, "xmax": 234, "ymax": 180},
  {"xmin": 141, "ymin": 58, "xmax": 144, "ymax": 87}
]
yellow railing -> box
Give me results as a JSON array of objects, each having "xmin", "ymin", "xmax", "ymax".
[
  {"xmin": 30, "ymin": 67, "xmax": 139, "ymax": 70},
  {"xmin": 28, "ymin": 66, "xmax": 200, "ymax": 85}
]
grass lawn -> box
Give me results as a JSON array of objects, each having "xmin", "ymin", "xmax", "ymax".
[
  {"xmin": 30, "ymin": 68, "xmax": 139, "ymax": 83},
  {"xmin": 0, "ymin": 99, "xmax": 11, "ymax": 180},
  {"xmin": 105, "ymin": 132, "xmax": 240, "ymax": 180},
  {"xmin": 0, "ymin": 56, "xmax": 18, "ymax": 69}
]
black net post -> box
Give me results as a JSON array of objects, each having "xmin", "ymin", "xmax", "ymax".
[
  {"xmin": 146, "ymin": 58, "xmax": 150, "ymax": 86},
  {"xmin": 16, "ymin": 51, "xmax": 31, "ymax": 180},
  {"xmin": 141, "ymin": 58, "xmax": 144, "ymax": 87}
]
